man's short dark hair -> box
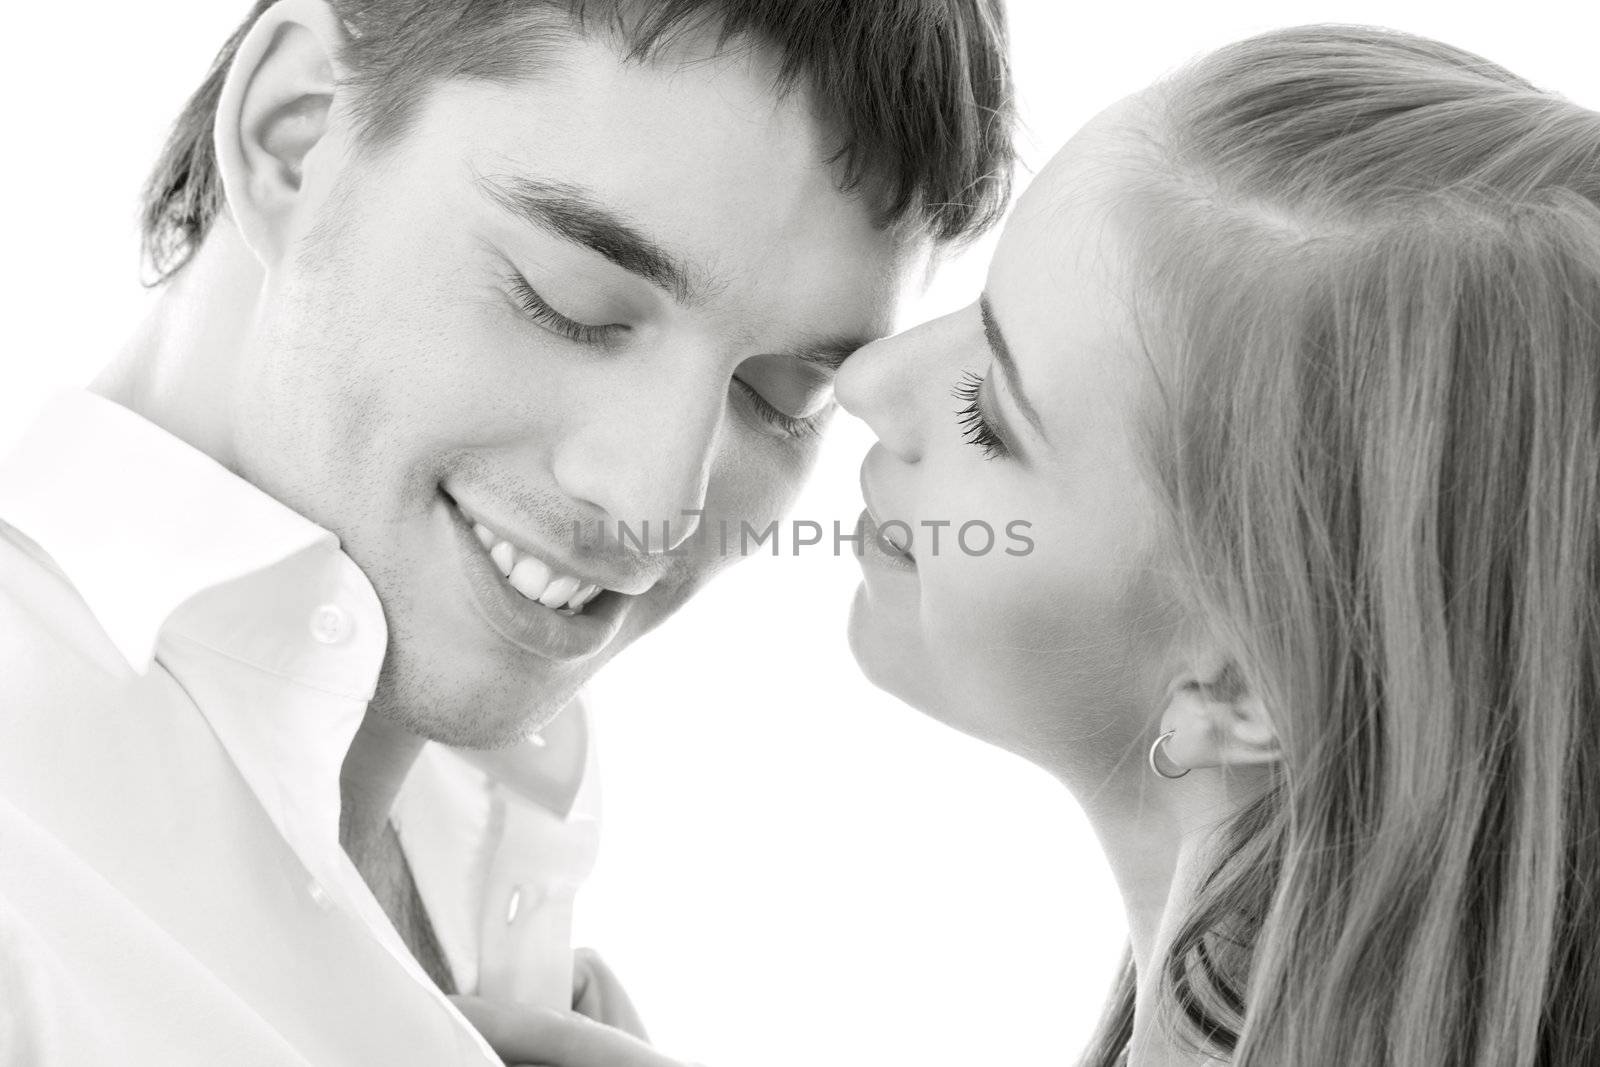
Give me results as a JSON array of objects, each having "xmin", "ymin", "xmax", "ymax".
[{"xmin": 141, "ymin": 0, "xmax": 1016, "ymax": 280}]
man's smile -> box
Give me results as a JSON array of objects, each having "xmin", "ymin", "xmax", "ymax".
[
  {"xmin": 464, "ymin": 509, "xmax": 606, "ymax": 615},
  {"xmin": 440, "ymin": 492, "xmax": 635, "ymax": 662}
]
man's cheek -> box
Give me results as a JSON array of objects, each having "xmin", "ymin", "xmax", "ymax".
[
  {"xmin": 708, "ymin": 451, "xmax": 801, "ymax": 525},
  {"xmin": 761, "ymin": 447, "xmax": 820, "ymax": 514}
]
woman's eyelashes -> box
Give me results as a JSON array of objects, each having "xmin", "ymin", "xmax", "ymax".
[
  {"xmin": 508, "ymin": 273, "xmax": 628, "ymax": 347},
  {"xmin": 953, "ymin": 368, "xmax": 1011, "ymax": 460},
  {"xmin": 733, "ymin": 377, "xmax": 833, "ymax": 440}
]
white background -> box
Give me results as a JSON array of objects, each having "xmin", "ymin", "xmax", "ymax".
[{"xmin": 4, "ymin": 3, "xmax": 1596, "ymax": 1065}]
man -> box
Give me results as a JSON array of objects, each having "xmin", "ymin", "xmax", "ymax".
[{"xmin": 0, "ymin": 0, "xmax": 1011, "ymax": 1062}]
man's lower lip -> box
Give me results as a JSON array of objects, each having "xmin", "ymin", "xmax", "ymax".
[
  {"xmin": 854, "ymin": 509, "xmax": 918, "ymax": 573},
  {"xmin": 446, "ymin": 498, "xmax": 627, "ymax": 662}
]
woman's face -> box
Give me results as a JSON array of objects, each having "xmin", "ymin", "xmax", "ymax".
[{"xmin": 836, "ymin": 100, "xmax": 1183, "ymax": 778}]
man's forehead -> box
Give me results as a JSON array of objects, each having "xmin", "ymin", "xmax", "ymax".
[
  {"xmin": 432, "ymin": 27, "xmax": 923, "ymax": 238},
  {"xmin": 463, "ymin": 126, "xmax": 914, "ymax": 288}
]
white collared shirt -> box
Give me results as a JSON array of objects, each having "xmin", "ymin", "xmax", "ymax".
[
  {"xmin": 0, "ymin": 390, "xmax": 598, "ymax": 1065},
  {"xmin": 395, "ymin": 727, "xmax": 600, "ymax": 1008}
]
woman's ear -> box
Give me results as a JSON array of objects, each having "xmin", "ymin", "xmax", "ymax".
[
  {"xmin": 213, "ymin": 0, "xmax": 347, "ymax": 269},
  {"xmin": 1158, "ymin": 655, "xmax": 1281, "ymax": 774}
]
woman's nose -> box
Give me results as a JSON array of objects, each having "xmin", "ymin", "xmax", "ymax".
[{"xmin": 836, "ymin": 317, "xmax": 948, "ymax": 465}]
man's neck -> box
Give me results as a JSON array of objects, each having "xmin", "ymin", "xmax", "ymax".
[
  {"xmin": 91, "ymin": 222, "xmax": 262, "ymax": 470},
  {"xmin": 339, "ymin": 712, "xmax": 455, "ymax": 992},
  {"xmin": 339, "ymin": 711, "xmax": 429, "ymax": 867}
]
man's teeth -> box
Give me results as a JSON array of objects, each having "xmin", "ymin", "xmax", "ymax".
[
  {"xmin": 473, "ymin": 522, "xmax": 603, "ymax": 613},
  {"xmin": 539, "ymin": 575, "xmax": 583, "ymax": 609},
  {"xmin": 508, "ymin": 556, "xmax": 551, "ymax": 600}
]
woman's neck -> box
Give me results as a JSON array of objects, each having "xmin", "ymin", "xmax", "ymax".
[{"xmin": 1069, "ymin": 765, "xmax": 1247, "ymax": 1066}]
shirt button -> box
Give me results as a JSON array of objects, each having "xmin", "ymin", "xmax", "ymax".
[
  {"xmin": 309, "ymin": 604, "xmax": 353, "ymax": 645},
  {"xmin": 308, "ymin": 881, "xmax": 332, "ymax": 909},
  {"xmin": 506, "ymin": 885, "xmax": 543, "ymax": 925},
  {"xmin": 506, "ymin": 887, "xmax": 522, "ymax": 925}
]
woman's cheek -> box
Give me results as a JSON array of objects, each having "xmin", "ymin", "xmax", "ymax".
[{"xmin": 913, "ymin": 550, "xmax": 1068, "ymax": 738}]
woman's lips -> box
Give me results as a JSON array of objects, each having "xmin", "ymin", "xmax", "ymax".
[
  {"xmin": 855, "ymin": 507, "xmax": 918, "ymax": 572},
  {"xmin": 858, "ymin": 453, "xmax": 918, "ymax": 573}
]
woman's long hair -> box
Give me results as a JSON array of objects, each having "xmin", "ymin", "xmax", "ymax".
[{"xmin": 1089, "ymin": 25, "xmax": 1600, "ymax": 1066}]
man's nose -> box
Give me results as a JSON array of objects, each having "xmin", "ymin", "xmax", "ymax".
[{"xmin": 550, "ymin": 371, "xmax": 722, "ymax": 553}]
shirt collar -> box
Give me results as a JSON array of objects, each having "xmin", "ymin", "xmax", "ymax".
[{"xmin": 0, "ymin": 389, "xmax": 387, "ymax": 697}]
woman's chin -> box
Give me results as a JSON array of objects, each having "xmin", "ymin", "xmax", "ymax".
[
  {"xmin": 847, "ymin": 586, "xmax": 1043, "ymax": 759},
  {"xmin": 847, "ymin": 583, "xmax": 943, "ymax": 714}
]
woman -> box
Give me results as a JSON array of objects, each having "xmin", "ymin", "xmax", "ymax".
[{"xmin": 457, "ymin": 25, "xmax": 1600, "ymax": 1066}]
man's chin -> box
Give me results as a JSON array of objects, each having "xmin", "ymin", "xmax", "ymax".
[
  {"xmin": 369, "ymin": 643, "xmax": 590, "ymax": 751},
  {"xmin": 433, "ymin": 713, "xmax": 560, "ymax": 751},
  {"xmin": 382, "ymin": 694, "xmax": 575, "ymax": 751}
]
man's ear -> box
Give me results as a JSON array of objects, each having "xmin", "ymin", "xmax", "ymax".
[
  {"xmin": 1158, "ymin": 654, "xmax": 1281, "ymax": 775},
  {"xmin": 213, "ymin": 0, "xmax": 347, "ymax": 268}
]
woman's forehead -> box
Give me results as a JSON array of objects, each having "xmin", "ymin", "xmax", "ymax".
[{"xmin": 989, "ymin": 126, "xmax": 1154, "ymax": 459}]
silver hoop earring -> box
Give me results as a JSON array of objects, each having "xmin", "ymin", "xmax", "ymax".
[{"xmin": 1148, "ymin": 729, "xmax": 1190, "ymax": 779}]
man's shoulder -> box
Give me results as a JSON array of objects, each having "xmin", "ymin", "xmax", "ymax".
[
  {"xmin": 0, "ymin": 524, "xmax": 132, "ymax": 694},
  {"xmin": 0, "ymin": 523, "xmax": 243, "ymax": 858}
]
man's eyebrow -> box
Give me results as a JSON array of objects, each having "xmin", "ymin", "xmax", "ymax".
[
  {"xmin": 792, "ymin": 336, "xmax": 877, "ymax": 372},
  {"xmin": 979, "ymin": 292, "xmax": 1049, "ymax": 442},
  {"xmin": 478, "ymin": 174, "xmax": 702, "ymax": 304}
]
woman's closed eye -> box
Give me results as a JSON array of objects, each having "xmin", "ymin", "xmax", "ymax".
[{"xmin": 953, "ymin": 368, "xmax": 1011, "ymax": 459}]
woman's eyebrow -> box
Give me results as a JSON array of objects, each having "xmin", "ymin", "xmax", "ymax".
[{"xmin": 980, "ymin": 293, "xmax": 1049, "ymax": 442}]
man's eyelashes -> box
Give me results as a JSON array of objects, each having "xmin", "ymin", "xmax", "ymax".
[
  {"xmin": 507, "ymin": 272, "xmax": 829, "ymax": 442},
  {"xmin": 507, "ymin": 273, "xmax": 628, "ymax": 347},
  {"xmin": 733, "ymin": 377, "xmax": 833, "ymax": 440}
]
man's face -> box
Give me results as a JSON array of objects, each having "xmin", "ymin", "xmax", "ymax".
[{"xmin": 231, "ymin": 32, "xmax": 917, "ymax": 746}]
